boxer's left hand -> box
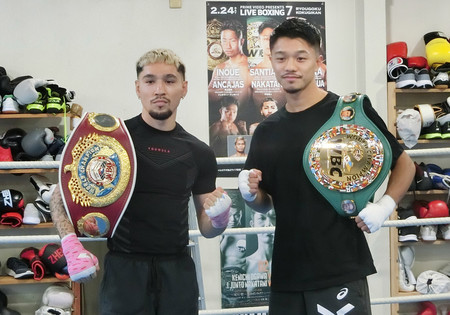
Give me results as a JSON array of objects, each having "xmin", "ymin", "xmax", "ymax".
[
  {"xmin": 204, "ymin": 188, "xmax": 231, "ymax": 229},
  {"xmin": 356, "ymin": 195, "xmax": 396, "ymax": 233}
]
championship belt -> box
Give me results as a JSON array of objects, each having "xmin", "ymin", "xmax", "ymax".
[
  {"xmin": 59, "ymin": 113, "xmax": 136, "ymax": 237},
  {"xmin": 303, "ymin": 93, "xmax": 392, "ymax": 217}
]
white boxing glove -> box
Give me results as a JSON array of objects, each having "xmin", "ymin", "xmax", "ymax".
[
  {"xmin": 238, "ymin": 170, "xmax": 257, "ymax": 202},
  {"xmin": 205, "ymin": 193, "xmax": 232, "ymax": 229},
  {"xmin": 358, "ymin": 195, "xmax": 396, "ymax": 233}
]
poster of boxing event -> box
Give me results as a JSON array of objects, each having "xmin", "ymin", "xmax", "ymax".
[
  {"xmin": 220, "ymin": 189, "xmax": 276, "ymax": 313},
  {"xmin": 207, "ymin": 2, "xmax": 326, "ymax": 158}
]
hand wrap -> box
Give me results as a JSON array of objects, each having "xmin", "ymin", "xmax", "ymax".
[
  {"xmin": 205, "ymin": 193, "xmax": 231, "ymax": 229},
  {"xmin": 238, "ymin": 170, "xmax": 257, "ymax": 202},
  {"xmin": 358, "ymin": 195, "xmax": 396, "ymax": 233}
]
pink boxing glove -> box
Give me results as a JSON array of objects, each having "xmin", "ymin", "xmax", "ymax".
[{"xmin": 61, "ymin": 233, "xmax": 99, "ymax": 283}]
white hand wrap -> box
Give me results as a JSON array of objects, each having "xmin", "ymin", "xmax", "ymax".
[
  {"xmin": 358, "ymin": 195, "xmax": 396, "ymax": 233},
  {"xmin": 205, "ymin": 193, "xmax": 231, "ymax": 229},
  {"xmin": 238, "ymin": 170, "xmax": 256, "ymax": 202}
]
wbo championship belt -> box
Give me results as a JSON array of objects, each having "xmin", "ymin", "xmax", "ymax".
[
  {"xmin": 303, "ymin": 93, "xmax": 392, "ymax": 217},
  {"xmin": 59, "ymin": 113, "xmax": 136, "ymax": 237}
]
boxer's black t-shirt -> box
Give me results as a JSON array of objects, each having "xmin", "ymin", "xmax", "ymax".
[
  {"xmin": 245, "ymin": 92, "xmax": 404, "ymax": 291},
  {"xmin": 108, "ymin": 115, "xmax": 217, "ymax": 255}
]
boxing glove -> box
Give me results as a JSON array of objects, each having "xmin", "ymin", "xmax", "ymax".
[
  {"xmin": 0, "ymin": 189, "xmax": 25, "ymax": 214},
  {"xmin": 41, "ymin": 284, "xmax": 74, "ymax": 309},
  {"xmin": 47, "ymin": 135, "xmax": 65, "ymax": 158},
  {"xmin": 13, "ymin": 78, "xmax": 56, "ymax": 106},
  {"xmin": 0, "ymin": 146, "xmax": 13, "ymax": 161},
  {"xmin": 413, "ymin": 199, "xmax": 449, "ymax": 218},
  {"xmin": 20, "ymin": 247, "xmax": 46, "ymax": 280},
  {"xmin": 0, "ymin": 74, "xmax": 32, "ymax": 96},
  {"xmin": 0, "ymin": 212, "xmax": 23, "ymax": 227},
  {"xmin": 424, "ymin": 31, "xmax": 450, "ymax": 70},
  {"xmin": 418, "ymin": 301, "xmax": 437, "ymax": 315},
  {"xmin": 387, "ymin": 41, "xmax": 408, "ymax": 80},
  {"xmin": 408, "ymin": 56, "xmax": 429, "ymax": 70},
  {"xmin": 0, "ymin": 128, "xmax": 26, "ymax": 157},
  {"xmin": 39, "ymin": 243, "xmax": 69, "ymax": 280},
  {"xmin": 21, "ymin": 127, "xmax": 54, "ymax": 158},
  {"xmin": 61, "ymin": 233, "xmax": 99, "ymax": 283}
]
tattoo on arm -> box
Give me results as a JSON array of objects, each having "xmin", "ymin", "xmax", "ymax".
[{"xmin": 50, "ymin": 185, "xmax": 76, "ymax": 238}]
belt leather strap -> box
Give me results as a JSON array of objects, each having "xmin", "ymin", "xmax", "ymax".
[{"xmin": 303, "ymin": 93, "xmax": 392, "ymax": 217}]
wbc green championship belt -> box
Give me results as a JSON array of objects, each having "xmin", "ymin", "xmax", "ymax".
[
  {"xmin": 59, "ymin": 112, "xmax": 136, "ymax": 237},
  {"xmin": 303, "ymin": 93, "xmax": 392, "ymax": 217}
]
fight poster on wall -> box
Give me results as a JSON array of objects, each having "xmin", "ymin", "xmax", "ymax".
[
  {"xmin": 207, "ymin": 1, "xmax": 326, "ymax": 158},
  {"xmin": 220, "ymin": 189, "xmax": 276, "ymax": 312}
]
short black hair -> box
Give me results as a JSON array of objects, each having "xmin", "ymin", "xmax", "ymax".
[
  {"xmin": 258, "ymin": 19, "xmax": 279, "ymax": 34},
  {"xmin": 220, "ymin": 95, "xmax": 239, "ymax": 108},
  {"xmin": 270, "ymin": 18, "xmax": 322, "ymax": 54},
  {"xmin": 221, "ymin": 20, "xmax": 244, "ymax": 39}
]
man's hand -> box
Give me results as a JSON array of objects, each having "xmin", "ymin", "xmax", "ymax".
[
  {"xmin": 238, "ymin": 169, "xmax": 262, "ymax": 202},
  {"xmin": 204, "ymin": 188, "xmax": 232, "ymax": 229},
  {"xmin": 61, "ymin": 233, "xmax": 99, "ymax": 283},
  {"xmin": 356, "ymin": 195, "xmax": 396, "ymax": 233}
]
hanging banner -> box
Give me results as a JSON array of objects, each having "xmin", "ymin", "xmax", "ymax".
[
  {"xmin": 220, "ymin": 189, "xmax": 276, "ymax": 313},
  {"xmin": 207, "ymin": 1, "xmax": 326, "ymax": 158}
]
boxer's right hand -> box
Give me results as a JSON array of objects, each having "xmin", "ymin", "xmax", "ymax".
[{"xmin": 238, "ymin": 169, "xmax": 262, "ymax": 202}]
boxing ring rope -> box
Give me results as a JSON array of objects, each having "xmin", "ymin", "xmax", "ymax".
[{"xmin": 1, "ymin": 217, "xmax": 450, "ymax": 244}]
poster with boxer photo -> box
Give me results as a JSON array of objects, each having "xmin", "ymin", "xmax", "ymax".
[
  {"xmin": 220, "ymin": 189, "xmax": 276, "ymax": 312},
  {"xmin": 207, "ymin": 1, "xmax": 326, "ymax": 158}
]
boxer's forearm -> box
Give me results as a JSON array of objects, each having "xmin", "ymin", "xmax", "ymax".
[{"xmin": 50, "ymin": 185, "xmax": 76, "ymax": 238}]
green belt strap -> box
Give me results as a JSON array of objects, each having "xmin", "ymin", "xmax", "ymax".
[{"xmin": 302, "ymin": 93, "xmax": 392, "ymax": 217}]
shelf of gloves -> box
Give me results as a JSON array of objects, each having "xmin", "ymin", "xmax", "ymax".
[{"xmin": 0, "ymin": 113, "xmax": 77, "ymax": 119}]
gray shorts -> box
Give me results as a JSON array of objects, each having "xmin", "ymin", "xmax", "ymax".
[
  {"xmin": 99, "ymin": 251, "xmax": 199, "ymax": 315},
  {"xmin": 269, "ymin": 278, "xmax": 372, "ymax": 315}
]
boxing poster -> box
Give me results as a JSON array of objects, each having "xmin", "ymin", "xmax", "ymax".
[
  {"xmin": 220, "ymin": 189, "xmax": 276, "ymax": 312},
  {"xmin": 207, "ymin": 1, "xmax": 326, "ymax": 158}
]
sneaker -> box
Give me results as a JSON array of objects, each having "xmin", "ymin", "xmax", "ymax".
[
  {"xmin": 33, "ymin": 197, "xmax": 52, "ymax": 222},
  {"xmin": 46, "ymin": 85, "xmax": 68, "ymax": 114},
  {"xmin": 414, "ymin": 68, "xmax": 433, "ymax": 88},
  {"xmin": 420, "ymin": 225, "xmax": 438, "ymax": 241},
  {"xmin": 1, "ymin": 95, "xmax": 20, "ymax": 114},
  {"xmin": 5, "ymin": 257, "xmax": 34, "ymax": 279},
  {"xmin": 397, "ymin": 208, "xmax": 419, "ymax": 242},
  {"xmin": 419, "ymin": 120, "xmax": 442, "ymax": 139},
  {"xmin": 23, "ymin": 203, "xmax": 51, "ymax": 224},
  {"xmin": 440, "ymin": 121, "xmax": 450, "ymax": 139},
  {"xmin": 438, "ymin": 224, "xmax": 450, "ymax": 240},
  {"xmin": 396, "ymin": 68, "xmax": 416, "ymax": 88},
  {"xmin": 432, "ymin": 71, "xmax": 450, "ymax": 88},
  {"xmin": 25, "ymin": 86, "xmax": 47, "ymax": 113}
]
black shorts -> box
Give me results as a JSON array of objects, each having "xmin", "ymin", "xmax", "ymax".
[
  {"xmin": 269, "ymin": 278, "xmax": 372, "ymax": 315},
  {"xmin": 99, "ymin": 251, "xmax": 199, "ymax": 315}
]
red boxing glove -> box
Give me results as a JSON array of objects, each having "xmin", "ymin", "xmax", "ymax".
[
  {"xmin": 20, "ymin": 247, "xmax": 46, "ymax": 280},
  {"xmin": 413, "ymin": 199, "xmax": 449, "ymax": 218},
  {"xmin": 0, "ymin": 211, "xmax": 23, "ymax": 227},
  {"xmin": 408, "ymin": 56, "xmax": 429, "ymax": 70},
  {"xmin": 387, "ymin": 41, "xmax": 408, "ymax": 80}
]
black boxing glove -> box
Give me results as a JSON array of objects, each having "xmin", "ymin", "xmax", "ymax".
[
  {"xmin": 20, "ymin": 247, "xmax": 46, "ymax": 280},
  {"xmin": 0, "ymin": 189, "xmax": 25, "ymax": 214}
]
